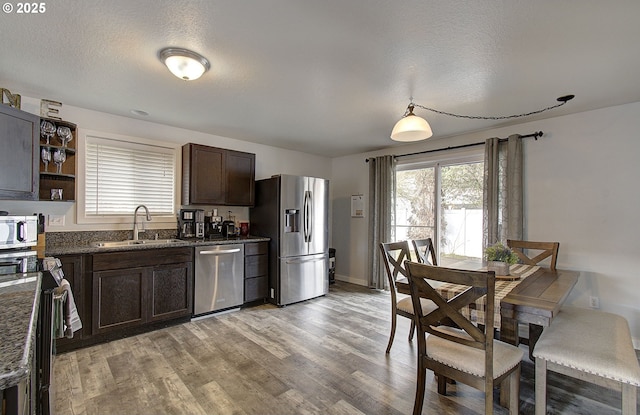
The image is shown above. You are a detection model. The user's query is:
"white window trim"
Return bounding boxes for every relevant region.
[394,145,485,261]
[76,129,181,226]
[396,145,484,171]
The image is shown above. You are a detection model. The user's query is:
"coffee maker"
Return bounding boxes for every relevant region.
[178,209,205,239]
[204,211,223,238]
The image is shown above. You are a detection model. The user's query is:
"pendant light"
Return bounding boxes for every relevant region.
[390,95,575,142]
[390,104,433,142]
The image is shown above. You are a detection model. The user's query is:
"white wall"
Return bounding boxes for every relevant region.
[4,95,639,344]
[1,96,332,231]
[330,101,640,346]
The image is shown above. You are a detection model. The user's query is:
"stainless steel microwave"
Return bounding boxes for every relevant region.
[0,215,38,249]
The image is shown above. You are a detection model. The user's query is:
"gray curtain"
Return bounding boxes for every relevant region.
[482,134,523,248]
[367,155,395,289]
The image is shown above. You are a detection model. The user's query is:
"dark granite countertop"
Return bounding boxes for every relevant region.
[0,272,41,390]
[46,235,270,256]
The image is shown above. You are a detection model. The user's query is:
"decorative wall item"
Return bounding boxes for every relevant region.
[40,99,62,120]
[1,88,21,108]
[351,194,364,218]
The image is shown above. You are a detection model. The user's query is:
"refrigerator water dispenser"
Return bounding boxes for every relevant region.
[284,209,299,233]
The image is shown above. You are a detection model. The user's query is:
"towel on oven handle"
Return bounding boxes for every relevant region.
[60,278,82,337]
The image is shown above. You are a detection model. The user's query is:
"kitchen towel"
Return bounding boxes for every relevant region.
[60,278,82,338]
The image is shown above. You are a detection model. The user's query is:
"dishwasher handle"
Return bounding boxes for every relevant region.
[199,248,242,255]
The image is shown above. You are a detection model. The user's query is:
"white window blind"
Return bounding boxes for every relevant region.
[85,136,176,216]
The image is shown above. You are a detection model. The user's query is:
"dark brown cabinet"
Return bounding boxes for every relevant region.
[182,143,255,206]
[225,149,256,206]
[91,247,193,335]
[55,254,85,351]
[0,105,39,200]
[244,242,268,303]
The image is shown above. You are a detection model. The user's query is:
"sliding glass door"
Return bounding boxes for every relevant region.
[395,152,484,267]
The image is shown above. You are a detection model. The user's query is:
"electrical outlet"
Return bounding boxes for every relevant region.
[47,214,65,226]
[589,296,600,309]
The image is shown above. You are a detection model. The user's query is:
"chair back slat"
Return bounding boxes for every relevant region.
[507,239,559,270]
[412,238,438,266]
[379,241,413,287]
[406,262,496,355]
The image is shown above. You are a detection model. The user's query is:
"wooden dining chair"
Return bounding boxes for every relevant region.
[506,240,560,271]
[379,241,437,354]
[506,239,560,349]
[412,238,438,266]
[406,261,523,415]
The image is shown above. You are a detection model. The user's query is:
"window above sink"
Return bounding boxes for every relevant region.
[76,129,180,226]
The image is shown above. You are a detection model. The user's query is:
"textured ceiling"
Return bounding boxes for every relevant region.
[2,1,640,157]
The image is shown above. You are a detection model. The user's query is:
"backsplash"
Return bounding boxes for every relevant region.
[46,229,179,249]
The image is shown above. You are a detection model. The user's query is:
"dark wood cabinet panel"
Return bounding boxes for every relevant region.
[92,267,148,335]
[92,247,192,271]
[226,150,255,206]
[245,254,268,278]
[244,276,268,303]
[244,239,268,256]
[244,242,268,303]
[182,143,255,206]
[150,262,193,322]
[182,143,225,205]
[0,105,39,200]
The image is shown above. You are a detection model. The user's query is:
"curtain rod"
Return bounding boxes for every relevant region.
[365,131,543,162]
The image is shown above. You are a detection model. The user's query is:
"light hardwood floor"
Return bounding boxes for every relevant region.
[53,281,639,415]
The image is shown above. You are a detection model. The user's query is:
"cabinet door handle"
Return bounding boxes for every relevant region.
[199,249,241,255]
[16,221,26,242]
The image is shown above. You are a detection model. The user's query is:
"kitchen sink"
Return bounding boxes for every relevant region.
[90,239,186,248]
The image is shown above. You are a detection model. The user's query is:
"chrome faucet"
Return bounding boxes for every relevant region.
[133,205,151,240]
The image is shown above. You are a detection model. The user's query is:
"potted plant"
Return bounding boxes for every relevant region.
[484,242,519,275]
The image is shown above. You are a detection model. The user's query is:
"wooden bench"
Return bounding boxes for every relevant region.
[533,306,640,415]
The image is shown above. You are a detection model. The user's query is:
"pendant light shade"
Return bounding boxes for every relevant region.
[159,47,210,81]
[390,104,433,142]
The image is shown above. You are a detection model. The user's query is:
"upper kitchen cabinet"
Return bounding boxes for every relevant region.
[182,143,255,206]
[0,104,39,200]
[225,149,255,206]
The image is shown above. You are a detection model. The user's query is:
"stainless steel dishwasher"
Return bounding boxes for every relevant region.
[194,244,244,316]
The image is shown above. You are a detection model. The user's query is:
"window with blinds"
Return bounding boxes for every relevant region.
[84,135,176,216]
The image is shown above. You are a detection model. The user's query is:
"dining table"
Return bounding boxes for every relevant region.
[395,262,580,351]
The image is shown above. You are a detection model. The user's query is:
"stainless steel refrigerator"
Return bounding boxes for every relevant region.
[250,175,329,306]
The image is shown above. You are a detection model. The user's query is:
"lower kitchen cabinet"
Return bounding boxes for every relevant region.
[244,242,268,303]
[150,262,193,322]
[54,254,85,351]
[91,247,193,335]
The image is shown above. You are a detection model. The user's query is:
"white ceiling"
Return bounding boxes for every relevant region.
[2,1,640,157]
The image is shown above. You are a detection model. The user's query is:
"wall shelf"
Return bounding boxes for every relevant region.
[39,117,77,201]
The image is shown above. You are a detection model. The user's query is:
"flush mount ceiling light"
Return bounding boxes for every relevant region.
[159,47,210,81]
[390,94,575,142]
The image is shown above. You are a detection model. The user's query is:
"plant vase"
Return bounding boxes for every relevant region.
[487,261,510,276]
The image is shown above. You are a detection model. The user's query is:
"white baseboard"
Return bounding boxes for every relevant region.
[335,274,367,287]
